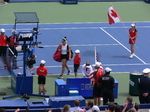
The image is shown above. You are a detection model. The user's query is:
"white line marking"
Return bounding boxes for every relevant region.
[1,21,150,25]
[41,44,120,47]
[4,26,150,31]
[1,63,149,74]
[100,27,147,64]
[15,63,150,69]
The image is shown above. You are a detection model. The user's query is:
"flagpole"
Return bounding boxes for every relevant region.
[94,46,96,64]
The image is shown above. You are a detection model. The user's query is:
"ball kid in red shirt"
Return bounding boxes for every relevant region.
[73,49,81,77]
[36,60,48,95]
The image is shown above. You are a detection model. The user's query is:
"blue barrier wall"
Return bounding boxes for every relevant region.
[55,78,119,98]
[11,69,33,94]
[8,0,143,3]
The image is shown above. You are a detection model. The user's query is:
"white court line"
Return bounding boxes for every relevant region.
[41,44,120,47]
[43,63,150,68]
[100,27,147,65]
[1,21,150,25]
[0,62,149,70]
[14,63,150,69]
[2,63,149,70]
[4,25,150,31]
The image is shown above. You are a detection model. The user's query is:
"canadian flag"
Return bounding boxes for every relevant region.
[108,6,121,24]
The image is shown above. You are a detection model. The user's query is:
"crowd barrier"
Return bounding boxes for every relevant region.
[8,0,143,3]
[11,68,33,94]
[1,98,150,112]
[55,77,119,98]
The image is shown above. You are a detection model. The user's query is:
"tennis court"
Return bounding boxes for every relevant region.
[0,0,150,107]
[1,22,150,75]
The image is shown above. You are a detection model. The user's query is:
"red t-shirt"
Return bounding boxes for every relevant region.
[74,55,81,64]
[36,66,48,76]
[0,35,7,46]
[129,29,137,43]
[8,36,19,47]
[94,68,104,83]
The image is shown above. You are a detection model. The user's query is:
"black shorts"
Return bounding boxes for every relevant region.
[61,54,68,60]
[93,83,102,97]
[0,46,7,56]
[28,64,33,69]
[38,76,46,84]
[74,64,79,72]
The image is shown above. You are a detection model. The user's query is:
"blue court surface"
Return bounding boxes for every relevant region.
[0,22,150,75]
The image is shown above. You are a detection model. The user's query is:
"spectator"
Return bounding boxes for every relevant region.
[105,102,115,112]
[0,108,6,112]
[115,104,122,112]
[98,67,116,105]
[58,36,72,79]
[70,100,84,111]
[62,104,71,112]
[82,61,93,77]
[133,103,139,112]
[85,101,100,112]
[7,30,19,69]
[128,23,138,59]
[138,68,150,104]
[127,108,136,112]
[0,28,8,69]
[73,49,81,77]
[14,108,20,112]
[92,62,104,106]
[36,60,48,95]
[122,97,133,112]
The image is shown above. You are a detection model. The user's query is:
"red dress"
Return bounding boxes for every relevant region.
[129,28,137,44]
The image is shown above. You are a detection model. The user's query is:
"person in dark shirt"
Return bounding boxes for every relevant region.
[138,68,150,104]
[98,67,116,105]
[122,97,133,112]
[105,102,115,112]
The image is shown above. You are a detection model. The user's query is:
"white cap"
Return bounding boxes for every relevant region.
[131,23,135,27]
[12,30,17,33]
[40,60,46,64]
[0,28,5,32]
[75,49,80,53]
[105,67,112,72]
[92,105,100,112]
[93,62,102,68]
[143,68,150,74]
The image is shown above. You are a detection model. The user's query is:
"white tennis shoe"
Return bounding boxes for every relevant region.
[130,53,135,59]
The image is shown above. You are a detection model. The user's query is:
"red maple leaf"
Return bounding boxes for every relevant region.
[111,10,118,18]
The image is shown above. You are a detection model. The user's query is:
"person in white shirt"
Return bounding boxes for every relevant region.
[69,100,84,111]
[82,61,93,77]
[58,36,72,79]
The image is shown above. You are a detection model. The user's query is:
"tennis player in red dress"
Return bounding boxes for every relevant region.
[128,23,138,59]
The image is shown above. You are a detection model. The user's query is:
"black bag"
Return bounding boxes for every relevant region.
[67,45,73,59]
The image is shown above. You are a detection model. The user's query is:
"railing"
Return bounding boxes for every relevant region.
[6,47,17,73]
